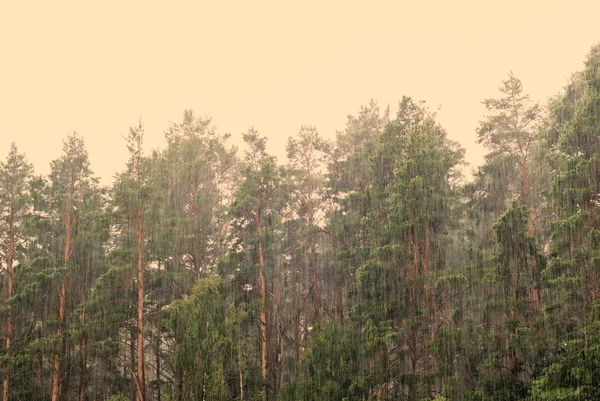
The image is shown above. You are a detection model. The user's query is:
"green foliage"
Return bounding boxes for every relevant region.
[280,324,367,401]
[105,393,131,401]
[532,327,600,400]
[4,44,600,400]
[167,275,261,400]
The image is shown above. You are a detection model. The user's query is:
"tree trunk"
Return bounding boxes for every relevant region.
[136,210,146,401]
[52,212,73,401]
[238,343,244,401]
[510,260,522,380]
[424,219,434,341]
[130,326,137,401]
[79,269,88,401]
[256,202,268,401]
[101,356,108,400]
[310,230,320,321]
[2,215,14,401]
[292,270,300,365]
[520,155,533,236]
[156,328,161,401]
[331,237,343,325]
[52,275,68,401]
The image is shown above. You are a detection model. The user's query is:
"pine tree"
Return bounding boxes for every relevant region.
[0,144,33,401]
[112,121,161,401]
[46,133,98,401]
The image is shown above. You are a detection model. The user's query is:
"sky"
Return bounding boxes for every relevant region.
[1,1,599,185]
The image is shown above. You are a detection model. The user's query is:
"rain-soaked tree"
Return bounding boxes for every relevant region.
[45,133,99,401]
[161,110,237,282]
[476,72,542,236]
[360,98,465,399]
[321,99,390,325]
[477,201,544,398]
[285,98,466,400]
[543,43,600,368]
[112,121,161,401]
[218,129,285,400]
[156,111,237,399]
[285,126,327,346]
[0,144,33,401]
[4,42,600,400]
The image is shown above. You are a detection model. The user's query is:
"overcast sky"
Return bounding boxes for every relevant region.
[1,1,598,185]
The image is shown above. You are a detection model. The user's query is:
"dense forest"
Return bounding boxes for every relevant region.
[1,43,600,401]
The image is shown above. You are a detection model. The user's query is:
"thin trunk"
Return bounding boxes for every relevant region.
[52,275,68,401]
[238,342,244,401]
[52,213,73,401]
[331,237,343,325]
[79,270,88,401]
[521,156,533,236]
[101,356,108,400]
[172,319,183,401]
[38,353,44,394]
[2,215,14,401]
[408,318,417,401]
[130,327,137,401]
[424,219,434,341]
[256,201,268,401]
[424,219,440,394]
[155,263,161,401]
[194,250,201,280]
[156,329,161,401]
[277,319,284,393]
[518,145,543,313]
[409,227,419,401]
[136,210,146,401]
[292,270,300,365]
[510,260,521,380]
[310,230,319,320]
[273,280,284,393]
[38,305,45,392]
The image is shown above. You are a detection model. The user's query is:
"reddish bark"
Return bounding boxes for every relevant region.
[256,199,268,400]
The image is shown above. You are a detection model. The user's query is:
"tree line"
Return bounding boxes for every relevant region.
[1,43,600,400]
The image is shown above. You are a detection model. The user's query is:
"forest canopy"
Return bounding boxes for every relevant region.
[1,44,600,401]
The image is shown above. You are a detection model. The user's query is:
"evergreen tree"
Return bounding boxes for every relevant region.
[112,121,161,401]
[0,144,33,401]
[45,133,99,401]
[544,43,600,365]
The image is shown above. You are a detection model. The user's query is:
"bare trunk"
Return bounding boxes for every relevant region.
[424,220,434,341]
[136,211,146,401]
[277,318,284,393]
[38,353,44,394]
[156,329,161,401]
[2,215,14,401]
[521,156,533,236]
[130,326,137,401]
[310,230,320,320]
[79,269,88,401]
[238,343,244,401]
[292,270,300,365]
[52,212,73,401]
[101,357,108,400]
[256,202,268,401]
[194,250,201,280]
[510,261,521,380]
[52,274,68,401]
[424,220,440,394]
[331,237,343,325]
[272,279,284,393]
[409,227,420,401]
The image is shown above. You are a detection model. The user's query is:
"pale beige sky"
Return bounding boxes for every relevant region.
[1,1,598,184]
